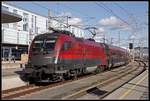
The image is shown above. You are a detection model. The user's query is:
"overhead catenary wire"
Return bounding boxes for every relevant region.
[34,2,105,33]
[56,3,99,28]
[56,3,96,20]
[31,2,60,15]
[31,2,85,30]
[95,2,131,27]
[113,3,148,48]
[113,3,139,33]
[95,2,143,48]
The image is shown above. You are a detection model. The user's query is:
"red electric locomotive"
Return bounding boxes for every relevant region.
[23,29,130,83]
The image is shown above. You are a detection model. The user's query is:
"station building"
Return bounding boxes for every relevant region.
[1,2,85,61]
[134,47,149,60]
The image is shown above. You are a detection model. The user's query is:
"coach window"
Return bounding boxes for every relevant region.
[61,41,72,51]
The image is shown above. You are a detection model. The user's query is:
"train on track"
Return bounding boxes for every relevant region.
[22,28,130,83]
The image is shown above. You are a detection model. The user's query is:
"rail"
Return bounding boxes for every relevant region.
[2,60,146,100]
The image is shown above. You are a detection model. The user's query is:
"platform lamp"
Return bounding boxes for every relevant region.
[15,46,18,50]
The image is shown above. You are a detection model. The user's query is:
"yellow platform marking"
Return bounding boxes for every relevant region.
[118,74,147,99]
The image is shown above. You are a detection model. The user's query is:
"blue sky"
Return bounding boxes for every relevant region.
[6,1,148,48]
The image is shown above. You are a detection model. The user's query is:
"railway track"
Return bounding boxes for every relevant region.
[2,71,95,99]
[98,60,147,100]
[2,61,145,100]
[61,60,146,100]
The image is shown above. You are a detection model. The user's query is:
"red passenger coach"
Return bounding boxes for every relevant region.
[108,45,130,67]
[23,29,130,83]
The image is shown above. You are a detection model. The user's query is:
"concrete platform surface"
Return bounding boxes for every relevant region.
[2,61,22,69]
[2,67,23,77]
[2,75,27,90]
[104,70,149,100]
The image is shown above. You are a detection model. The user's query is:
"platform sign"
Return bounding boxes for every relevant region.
[21,53,28,64]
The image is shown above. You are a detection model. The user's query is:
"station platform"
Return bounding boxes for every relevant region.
[103,70,149,100]
[2,61,22,69]
[2,61,22,64]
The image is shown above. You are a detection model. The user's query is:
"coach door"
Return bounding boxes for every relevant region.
[103,43,111,67]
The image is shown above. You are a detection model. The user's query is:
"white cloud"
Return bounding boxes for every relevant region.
[99,16,120,26]
[98,16,130,31]
[57,11,84,28]
[58,11,72,17]
[68,17,84,27]
[97,27,106,33]
[130,34,136,39]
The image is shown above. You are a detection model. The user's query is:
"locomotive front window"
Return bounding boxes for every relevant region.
[32,38,56,54]
[34,41,43,48]
[44,40,56,53]
[32,40,44,52]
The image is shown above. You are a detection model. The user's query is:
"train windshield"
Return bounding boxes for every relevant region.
[32,38,57,54]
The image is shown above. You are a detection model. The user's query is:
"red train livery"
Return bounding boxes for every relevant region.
[23,30,130,83]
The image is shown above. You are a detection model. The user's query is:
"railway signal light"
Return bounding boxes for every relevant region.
[129,43,133,49]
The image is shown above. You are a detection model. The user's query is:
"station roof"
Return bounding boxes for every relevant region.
[1,10,22,23]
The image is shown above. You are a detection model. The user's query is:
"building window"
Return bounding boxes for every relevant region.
[23,13,28,22]
[31,15,34,32]
[23,23,28,31]
[36,27,39,34]
[35,16,37,33]
[46,20,48,30]
[23,13,29,31]
[13,9,18,29]
[2,29,4,43]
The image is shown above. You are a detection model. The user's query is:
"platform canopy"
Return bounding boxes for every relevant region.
[1,10,22,23]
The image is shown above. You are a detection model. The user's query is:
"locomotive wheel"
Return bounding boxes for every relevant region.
[64,72,72,80]
[60,74,65,81]
[71,73,77,80]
